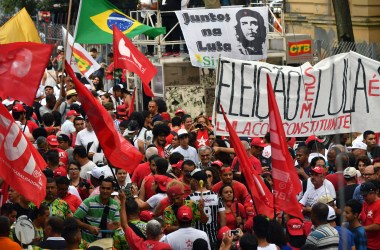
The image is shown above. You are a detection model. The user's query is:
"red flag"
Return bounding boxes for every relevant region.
[65,62,143,173]
[0,42,53,106]
[266,74,304,220]
[113,26,156,97]
[220,105,274,218]
[0,104,46,206]
[128,87,136,118]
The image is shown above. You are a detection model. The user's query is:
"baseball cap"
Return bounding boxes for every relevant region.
[154,175,171,192]
[177,205,193,222]
[88,166,113,180]
[177,129,188,138]
[318,194,335,204]
[166,185,183,197]
[116,105,127,116]
[348,141,367,151]
[58,72,66,77]
[211,160,223,167]
[171,160,183,169]
[44,83,54,89]
[251,138,267,148]
[2,99,13,106]
[343,167,357,178]
[57,45,64,51]
[327,205,336,221]
[139,210,154,222]
[217,226,231,241]
[123,120,139,136]
[305,135,323,145]
[311,166,325,174]
[57,134,70,142]
[175,108,185,115]
[66,110,79,117]
[66,89,77,97]
[46,135,59,146]
[190,169,208,182]
[12,104,26,112]
[286,218,304,236]
[360,182,377,195]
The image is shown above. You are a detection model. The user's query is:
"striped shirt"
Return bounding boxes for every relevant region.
[186,190,225,247]
[306,224,339,249]
[74,195,120,243]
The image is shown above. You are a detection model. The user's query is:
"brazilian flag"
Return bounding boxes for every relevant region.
[74,0,166,44]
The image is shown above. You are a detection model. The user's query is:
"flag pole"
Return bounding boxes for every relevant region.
[61,0,73,76]
[108,162,122,191]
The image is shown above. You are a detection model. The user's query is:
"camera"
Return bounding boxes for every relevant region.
[229,229,239,236]
[195,123,203,129]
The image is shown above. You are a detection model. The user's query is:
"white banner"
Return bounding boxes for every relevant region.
[213,51,380,137]
[175,7,268,68]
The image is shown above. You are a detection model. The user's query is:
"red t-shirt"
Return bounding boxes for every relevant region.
[212,181,251,207]
[326,172,346,191]
[62,193,82,213]
[131,162,151,187]
[124,224,172,250]
[143,175,155,200]
[106,62,114,80]
[54,148,69,166]
[26,120,39,133]
[194,129,210,149]
[224,202,246,230]
[360,198,380,249]
[231,155,263,175]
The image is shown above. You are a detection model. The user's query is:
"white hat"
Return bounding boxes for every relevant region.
[343,167,357,178]
[348,141,367,151]
[57,45,64,51]
[177,128,188,138]
[318,194,335,204]
[2,99,13,106]
[327,205,336,221]
[87,166,113,180]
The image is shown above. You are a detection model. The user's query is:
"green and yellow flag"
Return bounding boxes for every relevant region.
[74,0,165,44]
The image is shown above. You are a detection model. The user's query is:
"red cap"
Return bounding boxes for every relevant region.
[171,160,183,169]
[286,218,304,236]
[211,160,223,167]
[250,138,267,148]
[116,105,127,116]
[53,166,67,177]
[47,135,59,146]
[161,112,171,121]
[167,185,183,197]
[12,104,25,112]
[66,110,79,117]
[177,205,192,222]
[139,210,154,222]
[154,175,171,192]
[217,226,231,241]
[305,135,323,145]
[174,108,185,115]
[311,166,325,174]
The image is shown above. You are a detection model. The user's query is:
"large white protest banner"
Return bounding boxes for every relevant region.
[213,51,380,137]
[175,7,268,68]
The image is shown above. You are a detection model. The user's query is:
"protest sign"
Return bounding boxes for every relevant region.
[213,51,380,137]
[175,7,268,68]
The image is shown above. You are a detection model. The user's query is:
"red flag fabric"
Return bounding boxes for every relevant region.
[65,62,143,173]
[266,74,304,220]
[128,87,136,118]
[0,42,53,106]
[220,105,274,219]
[113,26,156,97]
[0,104,46,206]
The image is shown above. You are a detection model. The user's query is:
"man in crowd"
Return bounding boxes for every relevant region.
[61,110,80,134]
[172,129,199,164]
[197,146,213,169]
[73,145,97,179]
[56,176,82,213]
[295,146,311,181]
[75,117,97,151]
[148,100,162,124]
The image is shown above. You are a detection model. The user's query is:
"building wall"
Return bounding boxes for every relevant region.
[285,0,380,44]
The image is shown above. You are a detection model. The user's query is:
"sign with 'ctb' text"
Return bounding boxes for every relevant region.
[214,51,380,137]
[175,7,268,68]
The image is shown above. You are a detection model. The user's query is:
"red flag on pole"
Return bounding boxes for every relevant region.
[128,87,136,118]
[220,105,274,219]
[65,62,144,173]
[0,42,53,106]
[0,104,47,207]
[113,26,156,97]
[266,74,304,220]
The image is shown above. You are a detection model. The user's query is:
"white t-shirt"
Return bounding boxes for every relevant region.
[68,186,82,201]
[162,227,211,250]
[75,128,97,150]
[300,184,332,208]
[305,178,336,198]
[172,146,199,164]
[146,193,167,211]
[258,244,278,250]
[80,161,97,179]
[61,120,75,134]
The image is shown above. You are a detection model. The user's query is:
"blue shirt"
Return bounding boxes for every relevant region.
[344,223,367,250]
[352,184,364,204]
[335,226,355,250]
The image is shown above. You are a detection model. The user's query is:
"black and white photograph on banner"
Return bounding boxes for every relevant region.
[175,7,268,68]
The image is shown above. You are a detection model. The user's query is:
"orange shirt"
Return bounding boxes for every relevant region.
[0,237,22,250]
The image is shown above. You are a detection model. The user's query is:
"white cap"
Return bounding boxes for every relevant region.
[2,99,13,106]
[343,167,357,178]
[57,45,64,51]
[177,128,188,138]
[327,205,336,221]
[348,141,367,151]
[87,166,113,180]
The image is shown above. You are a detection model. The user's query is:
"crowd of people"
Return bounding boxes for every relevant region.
[1,50,380,250]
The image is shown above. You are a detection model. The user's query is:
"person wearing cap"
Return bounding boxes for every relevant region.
[353,165,379,204]
[197,145,213,169]
[172,128,199,164]
[47,135,69,167]
[286,217,306,248]
[118,192,172,250]
[57,133,74,163]
[344,199,367,250]
[74,177,120,243]
[162,205,211,249]
[61,109,80,134]
[174,108,185,118]
[11,103,31,134]
[58,89,78,123]
[326,205,355,250]
[300,166,332,217]
[250,138,268,174]
[45,148,68,177]
[335,167,359,209]
[359,180,380,249]
[349,141,368,160]
[306,202,339,248]
[186,169,226,249]
[168,153,184,179]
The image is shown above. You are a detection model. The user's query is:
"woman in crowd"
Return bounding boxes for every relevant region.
[355,155,371,184]
[219,184,246,231]
[68,162,91,200]
[205,166,220,189]
[100,93,112,106]
[91,76,104,91]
